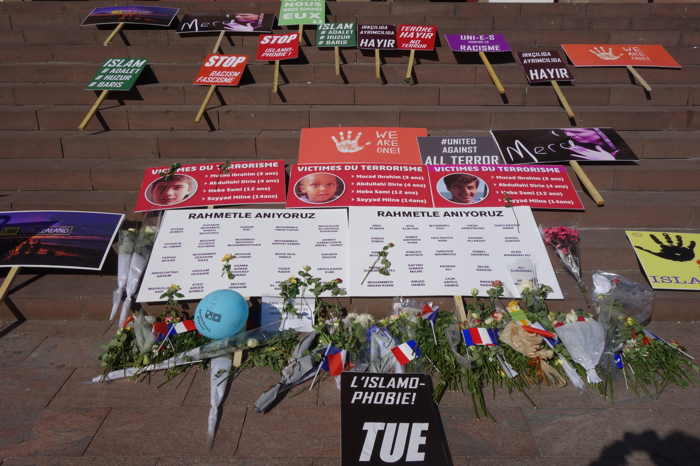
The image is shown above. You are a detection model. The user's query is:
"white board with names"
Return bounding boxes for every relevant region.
[348,206,563,299]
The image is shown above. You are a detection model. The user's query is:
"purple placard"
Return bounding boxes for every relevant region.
[444,34,511,53]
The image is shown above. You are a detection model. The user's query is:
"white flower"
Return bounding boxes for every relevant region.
[565,310,578,324]
[356,313,375,327]
[484,317,494,325]
[518,279,534,291]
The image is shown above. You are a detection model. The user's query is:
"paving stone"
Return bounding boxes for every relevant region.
[2,457,157,466]
[0,367,72,410]
[157,458,312,466]
[20,333,112,370]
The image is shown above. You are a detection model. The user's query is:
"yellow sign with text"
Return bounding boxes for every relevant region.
[626,230,700,290]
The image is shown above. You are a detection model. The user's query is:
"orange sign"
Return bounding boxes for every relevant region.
[561,44,681,68]
[193,54,248,86]
[298,127,427,164]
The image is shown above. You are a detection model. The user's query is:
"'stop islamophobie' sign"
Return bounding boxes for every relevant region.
[317,23,357,48]
[86,58,148,91]
[82,5,179,27]
[298,127,427,164]
[278,0,325,26]
[561,44,681,69]
[491,128,639,164]
[444,33,511,53]
[0,210,124,270]
[396,25,437,51]
[177,13,274,34]
[134,160,286,212]
[341,373,451,466]
[626,231,700,291]
[518,49,574,84]
[358,24,397,50]
[418,136,504,165]
[193,54,248,86]
[256,32,300,61]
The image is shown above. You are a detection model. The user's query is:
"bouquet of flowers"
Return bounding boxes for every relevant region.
[542,226,583,286]
[553,310,605,384]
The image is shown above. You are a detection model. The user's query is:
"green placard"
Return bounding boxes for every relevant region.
[278,0,325,26]
[316,22,356,48]
[86,58,148,91]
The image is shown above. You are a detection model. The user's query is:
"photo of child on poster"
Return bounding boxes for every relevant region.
[491,127,638,164]
[145,175,198,207]
[437,173,489,205]
[294,172,345,204]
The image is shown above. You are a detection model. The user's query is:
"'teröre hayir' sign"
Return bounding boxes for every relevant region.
[396,25,437,51]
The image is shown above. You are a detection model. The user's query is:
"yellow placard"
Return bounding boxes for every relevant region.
[626,230,700,290]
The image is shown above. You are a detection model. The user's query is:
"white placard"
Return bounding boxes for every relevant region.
[136,208,349,302]
[347,206,563,299]
[260,296,315,332]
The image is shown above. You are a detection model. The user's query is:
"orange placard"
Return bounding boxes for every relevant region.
[193,54,248,86]
[298,127,427,164]
[561,44,681,68]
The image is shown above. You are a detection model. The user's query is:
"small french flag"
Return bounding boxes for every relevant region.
[391,340,422,366]
[321,346,347,376]
[528,322,558,347]
[419,304,439,323]
[169,319,196,335]
[463,328,499,346]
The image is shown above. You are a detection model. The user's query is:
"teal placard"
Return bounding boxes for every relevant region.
[86,58,148,91]
[278,0,325,26]
[316,22,356,48]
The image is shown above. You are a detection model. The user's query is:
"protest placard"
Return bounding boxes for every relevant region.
[256,32,300,92]
[427,164,583,210]
[444,33,511,95]
[192,54,249,122]
[0,211,123,270]
[286,163,433,208]
[626,231,700,291]
[518,50,574,84]
[397,25,437,82]
[359,24,397,81]
[82,6,179,46]
[348,206,563,298]
[418,136,503,165]
[178,13,274,34]
[134,160,286,212]
[278,0,325,26]
[298,127,427,164]
[136,208,349,302]
[317,23,357,75]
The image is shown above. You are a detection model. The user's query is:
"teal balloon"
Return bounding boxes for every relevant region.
[194,289,248,340]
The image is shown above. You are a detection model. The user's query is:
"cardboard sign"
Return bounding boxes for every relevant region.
[178,13,274,34]
[348,206,563,298]
[626,231,700,291]
[137,208,349,302]
[298,127,427,164]
[358,24,396,50]
[85,58,147,91]
[518,50,573,84]
[418,136,503,165]
[193,54,248,86]
[341,373,451,465]
[561,44,681,69]
[286,163,433,208]
[256,33,300,61]
[278,0,325,26]
[397,25,437,51]
[317,22,357,48]
[133,160,286,212]
[428,164,583,210]
[82,5,178,27]
[444,33,511,53]
[491,128,639,164]
[0,211,123,270]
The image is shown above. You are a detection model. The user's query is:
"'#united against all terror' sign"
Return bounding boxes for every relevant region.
[341,373,451,465]
[86,58,148,91]
[518,49,574,84]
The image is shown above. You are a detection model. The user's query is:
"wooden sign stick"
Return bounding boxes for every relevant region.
[298,24,304,45]
[78,89,109,130]
[453,296,467,324]
[334,46,341,76]
[626,65,652,92]
[0,266,19,303]
[479,51,505,95]
[374,49,381,81]
[272,60,281,93]
[550,80,575,120]
[569,160,605,206]
[212,30,226,54]
[404,49,416,81]
[195,85,217,123]
[103,22,125,47]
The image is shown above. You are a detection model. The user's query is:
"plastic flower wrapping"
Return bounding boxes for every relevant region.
[542,226,583,285]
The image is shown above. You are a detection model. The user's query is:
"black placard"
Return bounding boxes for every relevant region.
[418,136,504,165]
[518,49,574,84]
[358,24,397,50]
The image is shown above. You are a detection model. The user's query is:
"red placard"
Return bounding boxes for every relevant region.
[287,163,433,208]
[193,54,248,86]
[427,164,583,210]
[298,127,427,165]
[256,32,299,61]
[134,160,286,212]
[561,44,681,68]
[397,25,437,51]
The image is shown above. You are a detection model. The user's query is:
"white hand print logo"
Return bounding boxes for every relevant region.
[589,46,623,61]
[331,130,371,153]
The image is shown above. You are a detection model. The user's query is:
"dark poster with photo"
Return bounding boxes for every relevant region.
[491,128,639,164]
[418,136,504,165]
[178,13,274,34]
[82,6,179,27]
[0,211,124,270]
[341,373,451,466]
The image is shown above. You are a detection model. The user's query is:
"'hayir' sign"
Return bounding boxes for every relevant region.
[358,24,396,50]
[518,49,574,84]
[341,373,451,465]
